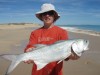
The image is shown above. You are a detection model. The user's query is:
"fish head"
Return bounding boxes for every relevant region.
[72,39,89,57]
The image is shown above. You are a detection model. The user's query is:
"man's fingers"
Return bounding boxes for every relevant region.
[24,60,34,64]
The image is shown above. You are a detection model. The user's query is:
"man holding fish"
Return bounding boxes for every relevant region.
[24,3,80,75]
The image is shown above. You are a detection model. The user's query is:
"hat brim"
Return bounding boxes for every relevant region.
[36,10,60,21]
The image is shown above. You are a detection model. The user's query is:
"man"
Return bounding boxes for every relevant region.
[24,3,79,75]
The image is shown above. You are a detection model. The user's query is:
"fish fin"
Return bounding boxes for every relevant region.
[57,60,63,64]
[34,44,47,48]
[0,54,18,61]
[34,61,47,70]
[7,58,21,74]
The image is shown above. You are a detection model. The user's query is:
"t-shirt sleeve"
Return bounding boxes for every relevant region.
[24,31,38,52]
[59,30,68,40]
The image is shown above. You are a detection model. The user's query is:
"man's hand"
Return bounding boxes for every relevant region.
[64,58,70,61]
[65,53,79,61]
[69,47,80,60]
[24,47,34,64]
[69,53,80,60]
[68,46,80,60]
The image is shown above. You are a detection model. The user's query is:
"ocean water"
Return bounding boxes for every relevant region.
[58,25,100,32]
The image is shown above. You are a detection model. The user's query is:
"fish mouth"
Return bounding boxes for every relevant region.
[76,39,89,51]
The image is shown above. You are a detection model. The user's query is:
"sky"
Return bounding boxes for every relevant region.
[0,0,100,25]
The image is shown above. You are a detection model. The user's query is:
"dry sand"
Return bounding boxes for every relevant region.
[0,24,100,75]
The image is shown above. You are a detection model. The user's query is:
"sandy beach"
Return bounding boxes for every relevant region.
[0,24,100,75]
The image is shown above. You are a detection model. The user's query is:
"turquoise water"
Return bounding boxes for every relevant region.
[58,25,100,32]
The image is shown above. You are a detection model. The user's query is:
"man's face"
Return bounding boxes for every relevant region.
[41,11,55,25]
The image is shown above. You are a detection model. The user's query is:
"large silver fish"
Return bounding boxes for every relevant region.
[1,39,89,75]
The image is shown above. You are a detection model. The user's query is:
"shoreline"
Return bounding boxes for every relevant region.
[0,24,100,37]
[61,26,100,37]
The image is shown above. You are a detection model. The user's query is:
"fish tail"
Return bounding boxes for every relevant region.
[0,54,19,75]
[0,54,18,61]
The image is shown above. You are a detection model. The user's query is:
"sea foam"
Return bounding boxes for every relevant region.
[61,27,100,37]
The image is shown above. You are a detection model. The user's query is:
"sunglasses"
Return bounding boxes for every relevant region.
[41,11,54,16]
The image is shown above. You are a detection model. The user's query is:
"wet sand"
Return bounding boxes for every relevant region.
[0,24,100,75]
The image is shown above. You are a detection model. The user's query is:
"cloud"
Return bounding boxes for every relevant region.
[58,5,100,18]
[0,0,16,3]
[0,12,34,17]
[94,14,100,18]
[59,10,100,19]
[0,7,11,10]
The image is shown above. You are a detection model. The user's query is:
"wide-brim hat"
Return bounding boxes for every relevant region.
[36,3,60,21]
